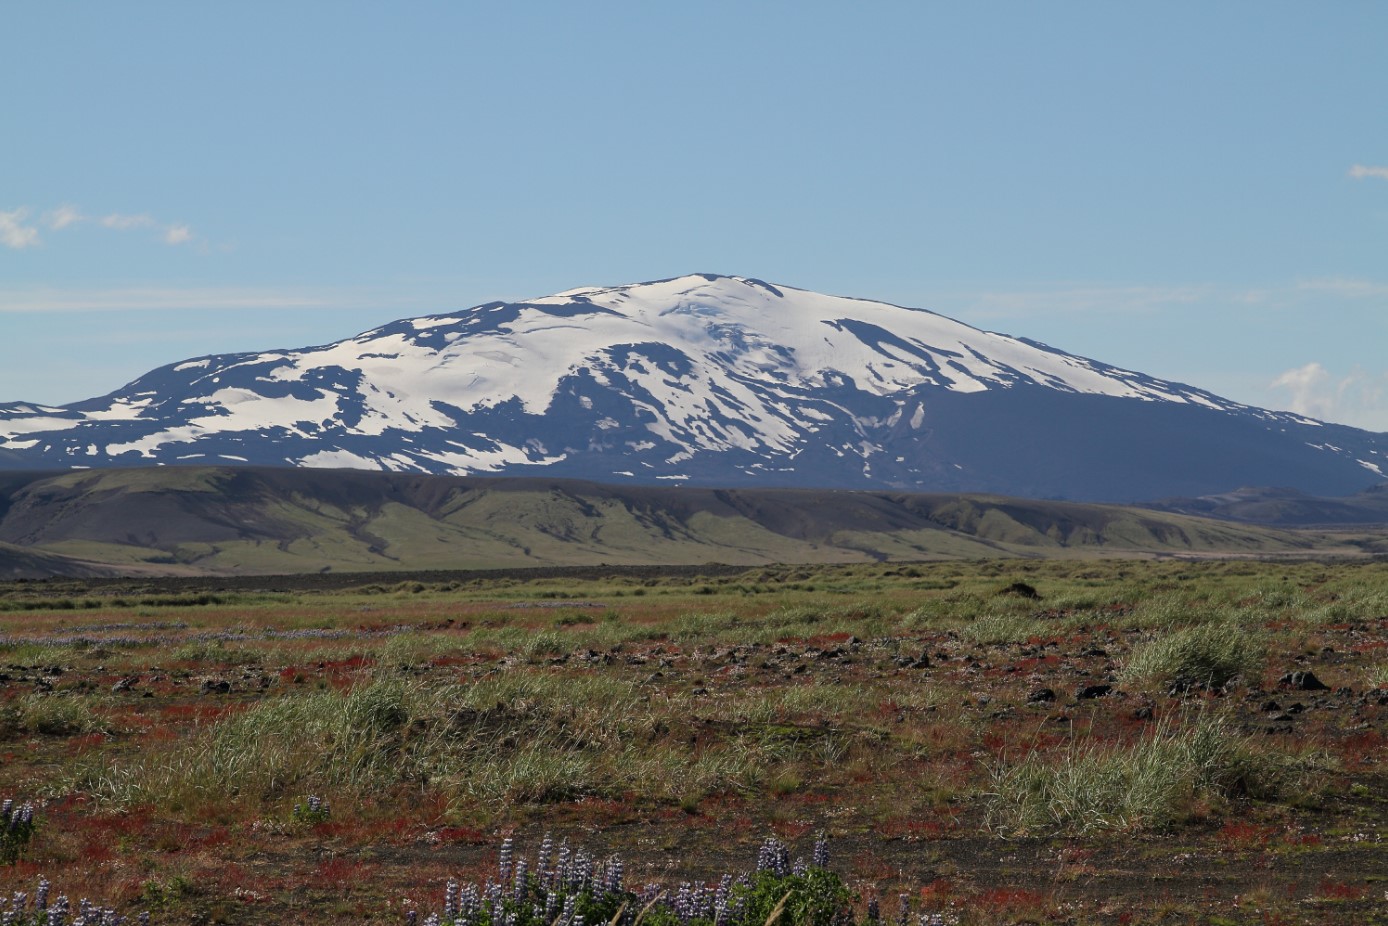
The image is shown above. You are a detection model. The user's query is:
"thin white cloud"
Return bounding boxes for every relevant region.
[0,286,332,313]
[0,283,465,317]
[919,277,1388,322]
[0,208,41,249]
[922,282,1243,320]
[7,204,195,247]
[1295,277,1388,299]
[1349,164,1388,181]
[98,212,156,231]
[1271,362,1388,432]
[44,205,83,230]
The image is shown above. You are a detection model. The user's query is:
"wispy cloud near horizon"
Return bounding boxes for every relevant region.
[1,204,197,248]
[1349,164,1388,181]
[0,285,333,314]
[1271,362,1388,433]
[0,209,41,249]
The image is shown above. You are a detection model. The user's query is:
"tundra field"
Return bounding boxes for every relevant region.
[0,559,1385,925]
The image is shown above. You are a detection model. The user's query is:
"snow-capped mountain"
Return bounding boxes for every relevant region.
[2,273,1385,502]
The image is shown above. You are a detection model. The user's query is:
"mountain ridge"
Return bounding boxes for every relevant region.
[2,274,1385,502]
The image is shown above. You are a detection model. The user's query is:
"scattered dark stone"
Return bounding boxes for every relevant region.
[1027,687,1056,703]
[1132,706,1154,721]
[199,679,231,695]
[1269,713,1294,723]
[111,677,137,693]
[1076,684,1113,700]
[999,581,1041,600]
[1287,702,1305,714]
[1081,647,1108,657]
[1261,700,1282,713]
[691,687,708,697]
[1335,687,1354,697]
[45,666,63,676]
[1279,671,1330,691]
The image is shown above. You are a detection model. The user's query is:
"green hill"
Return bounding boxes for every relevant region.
[0,467,1372,576]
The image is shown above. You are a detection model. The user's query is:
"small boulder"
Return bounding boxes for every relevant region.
[1076,684,1113,700]
[998,581,1041,600]
[1027,687,1056,703]
[1279,671,1330,692]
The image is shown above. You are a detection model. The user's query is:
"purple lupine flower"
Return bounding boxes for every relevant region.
[456,884,479,926]
[757,838,790,877]
[536,834,553,884]
[443,879,459,920]
[36,878,50,911]
[423,914,441,926]
[512,856,527,902]
[600,855,623,895]
[556,842,571,889]
[406,910,417,926]
[498,836,514,884]
[813,834,829,870]
[570,849,592,891]
[867,897,880,922]
[673,882,691,924]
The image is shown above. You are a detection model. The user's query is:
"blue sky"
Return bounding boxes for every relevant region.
[4,1,1387,429]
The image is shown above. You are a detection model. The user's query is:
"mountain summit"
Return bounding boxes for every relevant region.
[2,273,1384,501]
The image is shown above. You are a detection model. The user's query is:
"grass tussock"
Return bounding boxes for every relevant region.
[3,693,114,737]
[1120,622,1266,691]
[986,713,1296,834]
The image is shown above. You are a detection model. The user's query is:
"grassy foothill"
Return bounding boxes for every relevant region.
[0,558,1385,924]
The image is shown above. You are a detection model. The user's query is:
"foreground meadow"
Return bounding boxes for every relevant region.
[0,559,1385,924]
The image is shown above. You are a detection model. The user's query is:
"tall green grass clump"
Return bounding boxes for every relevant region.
[1120,622,1266,691]
[987,714,1290,834]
